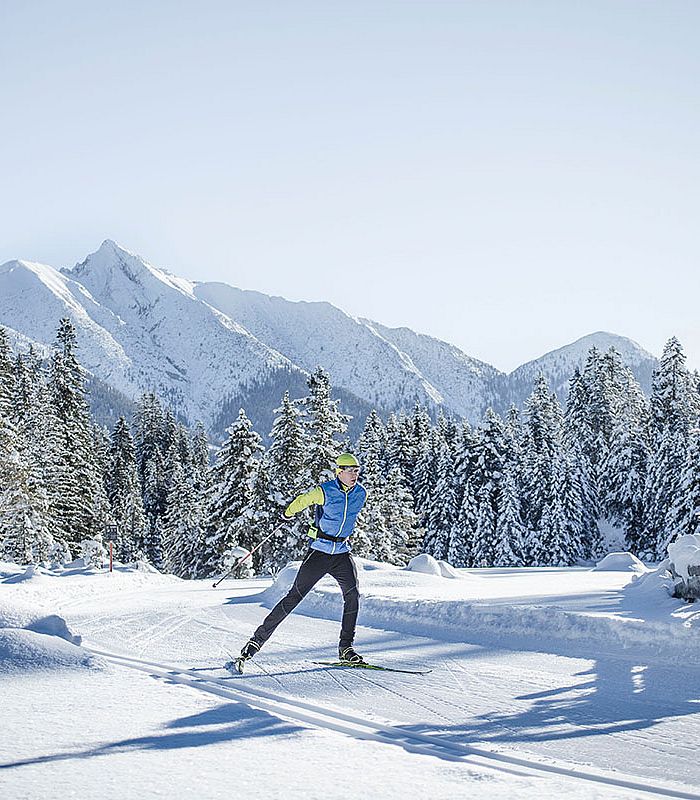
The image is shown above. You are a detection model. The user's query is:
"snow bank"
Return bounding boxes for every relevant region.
[667,534,700,580]
[0,596,81,644]
[593,552,647,573]
[261,558,698,665]
[0,595,99,673]
[405,553,462,579]
[0,628,95,673]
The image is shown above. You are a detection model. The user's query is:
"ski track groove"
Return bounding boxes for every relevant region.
[87,646,700,800]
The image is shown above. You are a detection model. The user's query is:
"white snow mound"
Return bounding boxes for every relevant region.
[667,534,700,580]
[593,552,647,573]
[0,629,97,673]
[0,597,81,645]
[405,553,462,579]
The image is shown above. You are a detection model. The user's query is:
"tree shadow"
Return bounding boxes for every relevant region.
[0,702,302,771]
[401,653,700,748]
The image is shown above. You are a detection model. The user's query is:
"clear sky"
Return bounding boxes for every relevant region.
[1,1,698,372]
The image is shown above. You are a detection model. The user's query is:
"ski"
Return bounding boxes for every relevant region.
[312,660,432,675]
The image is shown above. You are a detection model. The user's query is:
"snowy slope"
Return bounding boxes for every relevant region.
[507,331,658,408]
[0,258,135,388]
[362,319,506,419]
[194,282,451,414]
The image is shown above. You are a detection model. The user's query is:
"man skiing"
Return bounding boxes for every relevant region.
[236,453,367,669]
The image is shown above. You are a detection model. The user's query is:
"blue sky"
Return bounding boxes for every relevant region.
[1,1,698,371]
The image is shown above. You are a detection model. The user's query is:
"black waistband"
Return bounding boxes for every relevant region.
[316,531,348,543]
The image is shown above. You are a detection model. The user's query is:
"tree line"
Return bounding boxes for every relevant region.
[1,319,699,576]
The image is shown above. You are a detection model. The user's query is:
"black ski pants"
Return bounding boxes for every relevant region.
[253,548,359,649]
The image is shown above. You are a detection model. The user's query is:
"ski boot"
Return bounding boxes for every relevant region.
[225,638,261,674]
[339,645,365,664]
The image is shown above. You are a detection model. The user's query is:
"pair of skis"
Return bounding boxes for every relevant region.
[224,657,431,676]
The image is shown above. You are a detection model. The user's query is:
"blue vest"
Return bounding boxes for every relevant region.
[311,479,367,554]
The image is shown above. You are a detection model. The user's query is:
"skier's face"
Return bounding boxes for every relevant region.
[338,466,360,487]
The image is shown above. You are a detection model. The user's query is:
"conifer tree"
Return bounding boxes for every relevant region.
[45,319,110,549]
[646,338,699,557]
[298,367,349,483]
[262,391,310,570]
[106,417,147,563]
[521,374,562,535]
[423,438,457,560]
[665,429,700,540]
[163,459,207,578]
[494,466,525,566]
[472,484,497,567]
[448,476,478,567]
[205,409,264,575]
[382,466,419,563]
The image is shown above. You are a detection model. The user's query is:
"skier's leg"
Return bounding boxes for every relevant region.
[251,549,329,647]
[328,552,360,650]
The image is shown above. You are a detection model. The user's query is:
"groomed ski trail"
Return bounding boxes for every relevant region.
[87,646,700,800]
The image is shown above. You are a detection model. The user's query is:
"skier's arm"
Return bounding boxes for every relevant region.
[284,486,324,517]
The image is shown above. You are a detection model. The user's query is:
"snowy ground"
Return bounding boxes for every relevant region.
[1,555,699,800]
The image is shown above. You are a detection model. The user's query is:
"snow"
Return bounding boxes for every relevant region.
[593,552,647,573]
[2,556,699,799]
[668,533,700,580]
[406,552,464,578]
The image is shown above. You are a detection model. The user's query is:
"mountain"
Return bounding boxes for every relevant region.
[506,332,658,409]
[0,240,661,437]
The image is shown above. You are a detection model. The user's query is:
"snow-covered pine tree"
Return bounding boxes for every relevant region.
[205,408,264,576]
[599,383,650,556]
[191,421,211,492]
[494,465,525,566]
[410,403,432,456]
[261,391,311,571]
[423,437,458,560]
[538,453,585,566]
[452,420,477,513]
[447,476,478,567]
[645,337,700,558]
[412,430,438,527]
[379,465,419,564]
[106,417,147,563]
[0,331,53,564]
[297,367,349,483]
[521,374,562,540]
[665,428,700,540]
[472,484,497,567]
[162,458,207,578]
[0,414,53,564]
[354,410,391,560]
[385,412,414,479]
[469,409,508,567]
[0,328,13,417]
[45,319,110,550]
[133,393,168,567]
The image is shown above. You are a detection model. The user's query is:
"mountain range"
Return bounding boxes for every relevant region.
[0,240,659,440]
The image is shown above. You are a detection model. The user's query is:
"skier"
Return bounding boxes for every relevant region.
[237,453,367,668]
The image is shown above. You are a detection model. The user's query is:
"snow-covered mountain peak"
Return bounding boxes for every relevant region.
[0,258,86,314]
[66,240,197,302]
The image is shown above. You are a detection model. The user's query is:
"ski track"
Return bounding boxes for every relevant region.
[86,646,700,800]
[61,586,700,794]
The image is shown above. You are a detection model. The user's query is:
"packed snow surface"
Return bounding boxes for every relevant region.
[1,556,699,800]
